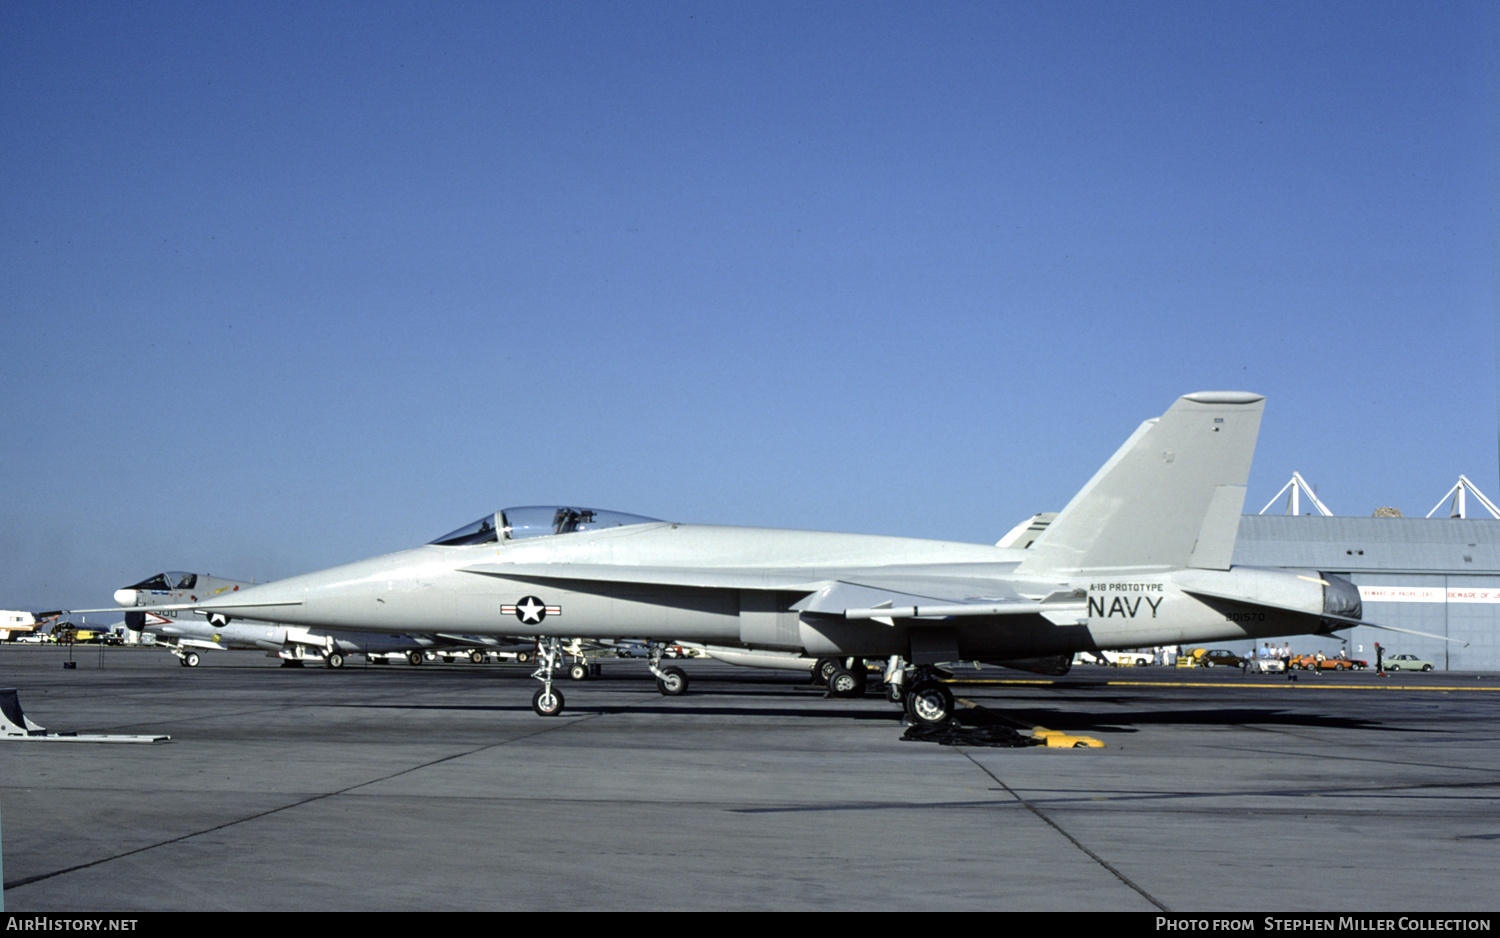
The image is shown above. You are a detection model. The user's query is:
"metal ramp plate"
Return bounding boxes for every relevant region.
[0,688,169,743]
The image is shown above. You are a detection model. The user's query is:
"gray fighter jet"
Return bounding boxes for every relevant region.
[92,393,1374,722]
[114,571,534,667]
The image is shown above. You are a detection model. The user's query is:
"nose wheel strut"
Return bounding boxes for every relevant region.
[530,637,566,716]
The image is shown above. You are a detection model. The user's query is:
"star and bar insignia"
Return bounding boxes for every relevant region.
[501,596,561,624]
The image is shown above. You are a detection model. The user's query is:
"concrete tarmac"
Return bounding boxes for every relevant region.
[2,645,1497,912]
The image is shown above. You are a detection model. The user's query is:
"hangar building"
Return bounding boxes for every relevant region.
[1232,494,1500,671]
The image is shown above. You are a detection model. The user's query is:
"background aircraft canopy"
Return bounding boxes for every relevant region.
[429,507,663,546]
[125,572,198,591]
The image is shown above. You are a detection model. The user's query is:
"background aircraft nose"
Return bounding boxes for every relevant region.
[113,589,138,606]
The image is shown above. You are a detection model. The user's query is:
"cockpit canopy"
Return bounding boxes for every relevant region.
[429,506,663,546]
[125,572,198,591]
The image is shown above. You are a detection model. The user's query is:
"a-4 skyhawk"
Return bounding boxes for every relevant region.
[94,392,1377,722]
[111,570,538,668]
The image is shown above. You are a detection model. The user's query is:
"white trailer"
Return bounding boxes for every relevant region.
[0,610,38,642]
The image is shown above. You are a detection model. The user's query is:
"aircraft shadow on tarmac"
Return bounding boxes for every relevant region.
[973,705,1397,734]
[333,699,909,721]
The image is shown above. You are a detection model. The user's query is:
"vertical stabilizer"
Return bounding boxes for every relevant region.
[1015,392,1264,576]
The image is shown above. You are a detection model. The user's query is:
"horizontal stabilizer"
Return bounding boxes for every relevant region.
[1181,588,1378,629]
[1345,621,1469,646]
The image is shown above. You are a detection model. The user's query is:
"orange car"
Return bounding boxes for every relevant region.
[1290,653,1367,671]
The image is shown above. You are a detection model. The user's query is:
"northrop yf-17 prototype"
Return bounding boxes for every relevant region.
[88,393,1377,722]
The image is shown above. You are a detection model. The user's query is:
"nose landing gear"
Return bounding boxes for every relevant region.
[530,637,567,716]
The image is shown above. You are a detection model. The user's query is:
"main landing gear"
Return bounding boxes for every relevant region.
[814,657,869,698]
[812,656,954,723]
[904,678,955,725]
[878,657,955,725]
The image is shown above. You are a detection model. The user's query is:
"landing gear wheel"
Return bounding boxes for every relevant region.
[885,682,905,704]
[827,668,864,698]
[906,681,954,725]
[568,662,589,681]
[406,650,424,666]
[656,665,688,696]
[470,650,485,664]
[326,652,344,670]
[814,657,840,685]
[183,652,199,668]
[516,651,531,664]
[532,687,564,716]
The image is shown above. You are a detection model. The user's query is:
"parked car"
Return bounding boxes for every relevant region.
[1383,654,1434,672]
[1291,653,1367,671]
[1075,650,1153,667]
[1200,649,1248,668]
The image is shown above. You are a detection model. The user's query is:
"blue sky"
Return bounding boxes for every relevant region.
[3,1,1495,612]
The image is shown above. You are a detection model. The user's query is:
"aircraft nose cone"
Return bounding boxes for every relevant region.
[114,589,139,607]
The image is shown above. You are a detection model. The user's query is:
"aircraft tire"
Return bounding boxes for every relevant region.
[183,653,199,668]
[532,687,564,717]
[813,657,839,686]
[885,682,904,704]
[568,662,589,681]
[406,650,423,666]
[907,681,953,725]
[656,665,688,696]
[827,668,862,698]
[326,653,344,670]
[470,650,485,664]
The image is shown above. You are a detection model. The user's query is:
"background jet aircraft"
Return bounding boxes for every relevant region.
[113,571,535,667]
[97,393,1380,723]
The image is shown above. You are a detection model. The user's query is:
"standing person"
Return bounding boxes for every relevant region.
[1375,642,1385,673]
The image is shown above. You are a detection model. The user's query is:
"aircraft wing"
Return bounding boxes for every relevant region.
[460,563,1084,624]
[61,599,302,615]
[458,562,830,592]
[800,579,1085,623]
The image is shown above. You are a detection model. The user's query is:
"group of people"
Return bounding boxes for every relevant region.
[1247,642,1295,671]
